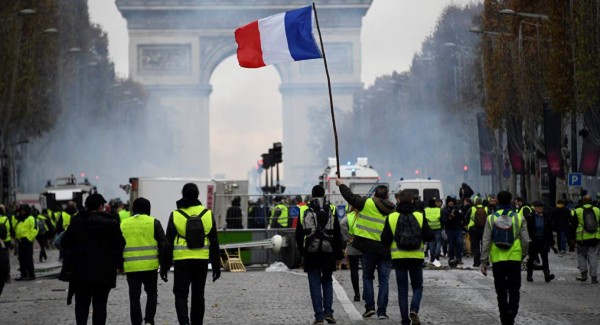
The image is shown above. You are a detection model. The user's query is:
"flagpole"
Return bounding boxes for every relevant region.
[312,2,341,178]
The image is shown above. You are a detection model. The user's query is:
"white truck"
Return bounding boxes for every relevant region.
[320,157,387,206]
[394,178,445,204]
[125,177,249,229]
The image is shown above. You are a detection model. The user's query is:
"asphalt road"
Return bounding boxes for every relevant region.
[0,248,598,324]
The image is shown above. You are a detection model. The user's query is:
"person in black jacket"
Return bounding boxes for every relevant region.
[60,193,126,325]
[295,185,344,325]
[548,199,572,254]
[525,201,556,282]
[381,190,434,325]
[441,197,464,266]
[161,183,221,325]
[225,196,243,229]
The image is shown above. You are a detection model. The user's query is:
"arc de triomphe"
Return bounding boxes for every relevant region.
[117,0,372,192]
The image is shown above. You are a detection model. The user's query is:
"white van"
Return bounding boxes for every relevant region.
[395,178,444,203]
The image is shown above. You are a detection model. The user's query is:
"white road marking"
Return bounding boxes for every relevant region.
[290,271,363,321]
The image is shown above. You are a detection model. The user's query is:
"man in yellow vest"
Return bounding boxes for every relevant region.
[481,191,530,325]
[14,205,38,281]
[0,204,13,296]
[424,199,442,264]
[121,197,167,325]
[336,178,395,319]
[466,198,489,267]
[574,195,600,283]
[56,201,77,234]
[162,183,221,325]
[381,190,433,325]
[269,196,289,228]
[118,201,132,223]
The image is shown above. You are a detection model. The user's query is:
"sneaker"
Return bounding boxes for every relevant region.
[362,309,376,318]
[354,293,361,302]
[313,321,325,325]
[409,311,420,325]
[378,314,389,320]
[324,315,337,324]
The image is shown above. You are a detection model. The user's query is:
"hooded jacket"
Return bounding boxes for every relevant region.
[338,184,395,256]
[60,210,125,288]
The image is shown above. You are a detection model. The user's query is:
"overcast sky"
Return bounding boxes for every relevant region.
[88,0,480,180]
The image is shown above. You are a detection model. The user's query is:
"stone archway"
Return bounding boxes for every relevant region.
[117,0,371,191]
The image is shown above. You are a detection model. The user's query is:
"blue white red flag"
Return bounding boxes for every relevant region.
[234,5,323,68]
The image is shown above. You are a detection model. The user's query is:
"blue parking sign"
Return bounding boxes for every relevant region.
[568,173,582,187]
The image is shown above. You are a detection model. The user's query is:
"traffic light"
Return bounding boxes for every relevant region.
[261,152,273,169]
[272,142,283,164]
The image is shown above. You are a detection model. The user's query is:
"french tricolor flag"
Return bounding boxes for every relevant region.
[235,5,323,68]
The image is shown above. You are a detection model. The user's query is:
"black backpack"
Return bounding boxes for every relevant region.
[582,207,598,233]
[303,199,334,253]
[177,209,209,249]
[394,213,422,250]
[0,218,8,241]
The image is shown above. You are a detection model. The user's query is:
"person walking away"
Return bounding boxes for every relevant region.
[424,199,442,264]
[269,196,289,229]
[121,197,167,325]
[56,201,78,234]
[381,190,434,325]
[225,196,243,229]
[335,178,395,319]
[574,195,600,283]
[60,194,125,325]
[162,183,221,325]
[525,201,556,282]
[481,191,530,325]
[295,185,344,324]
[0,204,13,296]
[467,198,488,267]
[36,208,54,262]
[441,197,464,266]
[14,205,38,281]
[340,204,362,301]
[118,202,132,223]
[548,199,572,254]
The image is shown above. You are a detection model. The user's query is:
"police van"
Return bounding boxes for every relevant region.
[394,178,444,204]
[320,157,386,206]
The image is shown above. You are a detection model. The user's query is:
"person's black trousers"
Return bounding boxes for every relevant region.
[469,228,483,266]
[173,259,209,325]
[348,255,361,296]
[74,284,112,325]
[37,237,48,262]
[492,261,521,325]
[0,248,10,296]
[17,239,34,278]
[127,270,158,325]
[527,241,549,277]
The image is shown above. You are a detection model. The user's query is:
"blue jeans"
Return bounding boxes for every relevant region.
[307,268,334,321]
[446,229,463,261]
[362,252,392,316]
[395,262,423,325]
[556,230,567,252]
[428,229,442,261]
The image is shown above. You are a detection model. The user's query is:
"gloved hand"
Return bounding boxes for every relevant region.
[212,269,221,282]
[160,270,168,282]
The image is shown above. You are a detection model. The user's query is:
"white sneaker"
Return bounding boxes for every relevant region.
[433,259,441,267]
